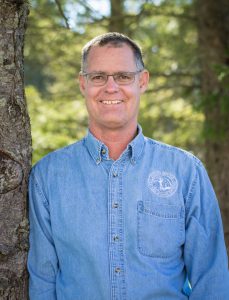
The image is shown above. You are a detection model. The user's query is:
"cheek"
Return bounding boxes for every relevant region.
[85,97,98,116]
[86,87,101,100]
[124,85,140,96]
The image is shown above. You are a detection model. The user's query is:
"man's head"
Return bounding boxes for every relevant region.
[81,32,145,73]
[79,32,149,134]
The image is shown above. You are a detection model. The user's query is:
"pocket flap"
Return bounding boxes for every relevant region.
[137,201,182,219]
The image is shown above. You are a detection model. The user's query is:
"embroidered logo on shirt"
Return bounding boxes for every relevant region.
[148,171,178,197]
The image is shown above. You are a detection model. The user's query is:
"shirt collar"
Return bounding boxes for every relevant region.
[84,124,145,165]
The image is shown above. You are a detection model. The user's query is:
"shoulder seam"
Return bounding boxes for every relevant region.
[184,163,198,217]
[146,138,201,162]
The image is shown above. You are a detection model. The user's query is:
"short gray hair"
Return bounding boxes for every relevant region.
[81,32,145,72]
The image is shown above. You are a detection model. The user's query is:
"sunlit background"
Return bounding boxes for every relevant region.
[25,0,204,164]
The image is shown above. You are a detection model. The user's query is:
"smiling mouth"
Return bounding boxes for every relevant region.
[100,100,123,105]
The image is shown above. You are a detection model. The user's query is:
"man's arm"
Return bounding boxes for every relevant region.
[184,161,229,299]
[28,168,58,300]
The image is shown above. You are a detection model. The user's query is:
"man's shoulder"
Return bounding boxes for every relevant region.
[32,139,85,173]
[144,136,202,166]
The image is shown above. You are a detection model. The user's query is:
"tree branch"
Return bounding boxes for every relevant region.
[54,0,70,29]
[77,0,107,18]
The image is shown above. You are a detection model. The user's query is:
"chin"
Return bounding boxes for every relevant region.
[102,120,132,131]
[98,119,123,128]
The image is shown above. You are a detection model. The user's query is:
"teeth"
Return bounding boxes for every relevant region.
[101,100,122,105]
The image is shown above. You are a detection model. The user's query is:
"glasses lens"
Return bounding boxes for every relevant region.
[86,71,141,86]
[88,73,107,85]
[114,73,135,85]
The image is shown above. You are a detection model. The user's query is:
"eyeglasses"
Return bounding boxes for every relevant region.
[81,70,143,86]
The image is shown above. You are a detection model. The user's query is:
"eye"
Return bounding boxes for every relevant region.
[116,73,132,81]
[90,74,106,82]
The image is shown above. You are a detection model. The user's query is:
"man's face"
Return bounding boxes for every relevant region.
[79,43,149,133]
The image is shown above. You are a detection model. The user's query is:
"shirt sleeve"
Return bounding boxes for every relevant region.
[184,161,229,299]
[27,168,58,300]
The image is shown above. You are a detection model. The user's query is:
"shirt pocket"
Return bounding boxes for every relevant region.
[137,201,184,259]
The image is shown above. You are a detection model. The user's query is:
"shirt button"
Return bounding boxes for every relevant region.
[112,203,119,208]
[115,267,121,273]
[113,235,119,242]
[113,172,118,177]
[131,158,136,164]
[101,149,106,155]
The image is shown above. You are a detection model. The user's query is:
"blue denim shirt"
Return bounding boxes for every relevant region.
[28,126,229,299]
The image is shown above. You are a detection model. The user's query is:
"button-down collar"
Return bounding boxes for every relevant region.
[84,124,145,164]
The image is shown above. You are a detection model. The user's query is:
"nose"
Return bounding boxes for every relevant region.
[104,75,119,93]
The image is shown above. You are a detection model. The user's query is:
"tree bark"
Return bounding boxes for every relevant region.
[196,0,229,252]
[109,0,125,32]
[0,0,31,298]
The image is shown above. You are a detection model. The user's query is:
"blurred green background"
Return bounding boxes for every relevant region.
[25,0,204,164]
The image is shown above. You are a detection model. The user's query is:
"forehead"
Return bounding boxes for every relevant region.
[86,44,136,72]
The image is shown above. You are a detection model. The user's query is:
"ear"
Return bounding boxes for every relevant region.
[139,70,149,94]
[78,74,86,96]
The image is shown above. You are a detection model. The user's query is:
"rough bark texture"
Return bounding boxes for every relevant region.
[196,0,229,252]
[109,0,125,32]
[0,0,31,299]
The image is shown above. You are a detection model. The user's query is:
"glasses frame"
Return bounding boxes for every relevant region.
[81,70,144,86]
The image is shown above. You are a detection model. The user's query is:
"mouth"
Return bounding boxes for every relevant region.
[99,100,123,105]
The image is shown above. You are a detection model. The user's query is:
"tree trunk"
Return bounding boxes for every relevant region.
[0,0,31,298]
[109,0,125,32]
[196,0,229,252]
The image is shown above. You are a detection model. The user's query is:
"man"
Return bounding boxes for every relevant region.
[28,32,229,299]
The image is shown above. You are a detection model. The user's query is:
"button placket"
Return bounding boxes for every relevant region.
[108,161,127,300]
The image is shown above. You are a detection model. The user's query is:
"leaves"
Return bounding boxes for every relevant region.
[25,0,204,163]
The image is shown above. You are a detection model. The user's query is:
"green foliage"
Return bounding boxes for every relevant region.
[215,64,229,83]
[193,61,229,141]
[26,86,87,163]
[25,0,205,164]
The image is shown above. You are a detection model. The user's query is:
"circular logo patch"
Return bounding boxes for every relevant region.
[148,171,178,197]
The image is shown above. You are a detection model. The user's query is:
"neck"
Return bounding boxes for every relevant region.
[89,124,138,160]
